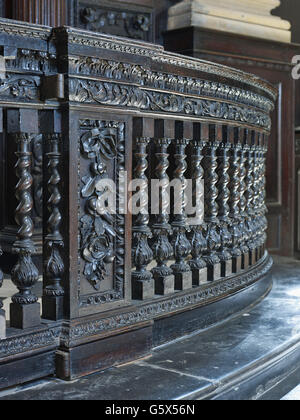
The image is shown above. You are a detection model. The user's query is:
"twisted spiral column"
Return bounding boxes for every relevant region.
[132,137,154,300]
[188,140,207,285]
[245,143,256,262]
[228,143,242,259]
[260,144,268,255]
[10,133,40,329]
[43,134,65,320]
[171,138,192,289]
[216,142,231,270]
[252,143,262,255]
[203,141,221,264]
[151,138,174,295]
[239,143,250,267]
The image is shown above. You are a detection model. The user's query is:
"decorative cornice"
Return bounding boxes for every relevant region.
[53,26,276,101]
[0,18,51,40]
[69,78,271,131]
[68,56,273,113]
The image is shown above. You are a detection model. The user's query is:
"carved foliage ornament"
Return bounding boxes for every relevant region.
[69,79,271,131]
[80,121,125,300]
[80,7,151,41]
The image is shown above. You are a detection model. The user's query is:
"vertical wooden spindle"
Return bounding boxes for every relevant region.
[228,128,242,273]
[216,126,232,278]
[188,123,207,285]
[170,122,192,291]
[202,124,221,282]
[42,133,65,321]
[10,133,41,329]
[151,133,174,295]
[132,125,154,300]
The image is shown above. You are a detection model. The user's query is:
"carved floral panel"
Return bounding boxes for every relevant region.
[79,119,125,308]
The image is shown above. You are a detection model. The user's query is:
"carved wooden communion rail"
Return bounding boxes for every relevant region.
[0,19,276,386]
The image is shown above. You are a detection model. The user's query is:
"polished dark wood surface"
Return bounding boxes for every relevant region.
[165,27,299,257]
[0,19,275,388]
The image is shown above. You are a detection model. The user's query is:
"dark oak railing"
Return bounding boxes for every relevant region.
[0,18,276,386]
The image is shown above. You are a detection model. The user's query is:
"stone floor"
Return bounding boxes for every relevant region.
[0,255,300,400]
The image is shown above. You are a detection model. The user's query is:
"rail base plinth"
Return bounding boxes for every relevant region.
[132,278,155,301]
[174,272,193,291]
[192,267,208,287]
[207,263,222,282]
[10,303,41,330]
[154,275,175,296]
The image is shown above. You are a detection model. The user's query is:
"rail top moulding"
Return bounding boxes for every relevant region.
[0,18,276,384]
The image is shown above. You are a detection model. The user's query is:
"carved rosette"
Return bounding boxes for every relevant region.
[171,139,192,274]
[216,142,232,262]
[189,140,207,270]
[80,122,117,292]
[151,138,173,279]
[132,138,153,282]
[228,143,242,257]
[44,134,65,298]
[11,134,39,305]
[203,142,221,266]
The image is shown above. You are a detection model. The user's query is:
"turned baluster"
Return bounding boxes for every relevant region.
[151,136,174,295]
[188,127,207,286]
[245,133,256,265]
[217,137,232,278]
[171,121,192,291]
[132,136,154,300]
[228,129,242,273]
[10,133,41,329]
[260,142,268,257]
[202,124,221,282]
[252,134,261,261]
[239,129,250,270]
[42,134,65,321]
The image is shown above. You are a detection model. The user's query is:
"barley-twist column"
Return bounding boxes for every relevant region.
[171,137,192,290]
[42,134,65,321]
[202,126,221,282]
[245,140,256,265]
[252,140,261,261]
[229,142,242,273]
[217,141,232,277]
[188,138,208,285]
[260,143,268,257]
[151,138,175,295]
[132,137,155,300]
[10,133,40,329]
[239,140,250,269]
